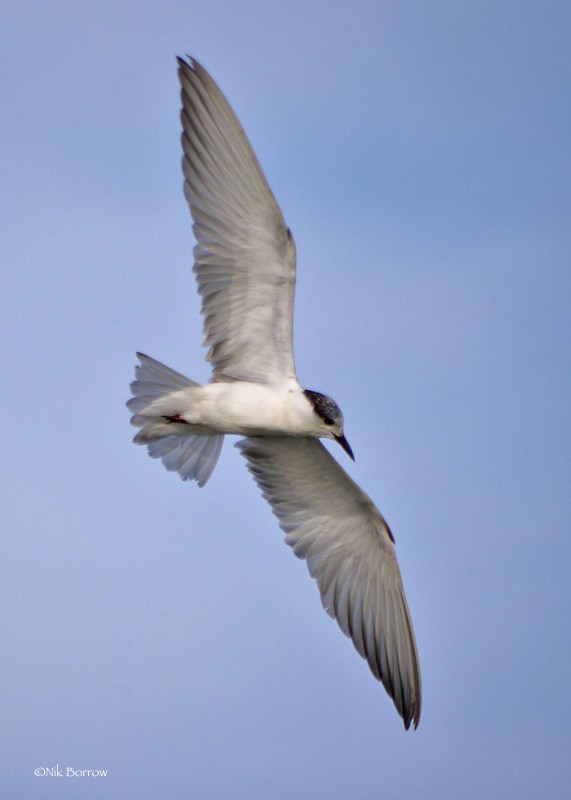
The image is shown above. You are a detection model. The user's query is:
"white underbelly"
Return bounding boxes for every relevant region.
[177,380,311,436]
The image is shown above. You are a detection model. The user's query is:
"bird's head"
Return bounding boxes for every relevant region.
[303,389,354,460]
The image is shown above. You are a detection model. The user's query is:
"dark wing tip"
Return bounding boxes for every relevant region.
[403,698,422,730]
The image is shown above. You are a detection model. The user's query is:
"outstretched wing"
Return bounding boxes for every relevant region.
[178,57,297,385]
[237,435,421,730]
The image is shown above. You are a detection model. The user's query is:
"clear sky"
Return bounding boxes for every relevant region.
[2,1,570,797]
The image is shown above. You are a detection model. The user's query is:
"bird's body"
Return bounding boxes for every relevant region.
[134,373,336,438]
[128,56,422,729]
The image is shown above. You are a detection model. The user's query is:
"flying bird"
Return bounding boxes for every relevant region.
[128,57,421,729]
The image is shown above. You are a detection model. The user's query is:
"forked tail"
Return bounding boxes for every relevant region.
[127,353,223,487]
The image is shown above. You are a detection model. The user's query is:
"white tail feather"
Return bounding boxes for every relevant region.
[147,433,224,487]
[128,353,223,486]
[127,352,199,412]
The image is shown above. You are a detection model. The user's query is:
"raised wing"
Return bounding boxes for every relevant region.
[178,57,297,384]
[237,436,421,730]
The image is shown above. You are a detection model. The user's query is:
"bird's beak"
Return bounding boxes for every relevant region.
[335,433,355,461]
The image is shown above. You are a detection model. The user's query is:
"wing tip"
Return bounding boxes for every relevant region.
[177,54,210,85]
[402,693,422,730]
[177,54,195,69]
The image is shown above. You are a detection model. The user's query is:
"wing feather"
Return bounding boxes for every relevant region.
[237,436,421,729]
[178,57,297,384]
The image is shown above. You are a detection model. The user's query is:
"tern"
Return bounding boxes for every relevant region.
[128,57,421,729]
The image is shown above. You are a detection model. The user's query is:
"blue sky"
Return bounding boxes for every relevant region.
[2,1,570,797]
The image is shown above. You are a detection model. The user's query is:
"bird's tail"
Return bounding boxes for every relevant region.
[127,353,223,487]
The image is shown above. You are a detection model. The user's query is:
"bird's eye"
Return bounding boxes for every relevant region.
[324,417,335,426]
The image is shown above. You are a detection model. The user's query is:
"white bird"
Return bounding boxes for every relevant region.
[128,57,421,729]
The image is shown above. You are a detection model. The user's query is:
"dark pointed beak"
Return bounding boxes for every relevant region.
[334,433,355,461]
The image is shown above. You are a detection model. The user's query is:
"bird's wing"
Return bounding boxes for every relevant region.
[237,435,421,730]
[178,57,297,385]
